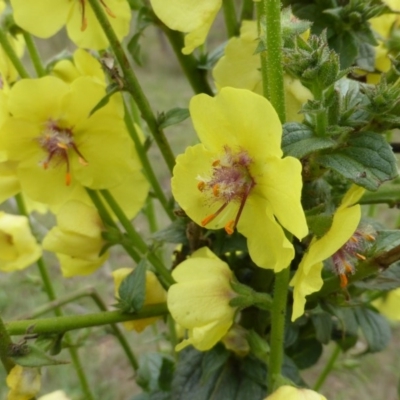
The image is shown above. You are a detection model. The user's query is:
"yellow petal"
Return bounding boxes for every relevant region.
[190,88,283,159]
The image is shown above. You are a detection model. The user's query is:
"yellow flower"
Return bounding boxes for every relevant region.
[172,87,308,272]
[10,0,131,50]
[6,365,41,400]
[213,21,313,122]
[168,247,238,351]
[112,267,167,332]
[42,200,108,277]
[0,212,41,272]
[373,288,400,321]
[150,0,221,54]
[0,75,136,206]
[264,385,327,400]
[290,185,365,321]
[52,48,105,85]
[368,0,400,83]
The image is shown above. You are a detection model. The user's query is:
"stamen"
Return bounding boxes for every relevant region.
[99,0,116,18]
[197,181,205,191]
[212,184,220,197]
[212,159,220,167]
[225,220,235,235]
[79,0,88,31]
[356,253,366,260]
[201,202,229,227]
[339,273,348,288]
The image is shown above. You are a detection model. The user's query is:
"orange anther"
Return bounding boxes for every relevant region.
[365,234,375,241]
[344,263,353,273]
[212,159,220,167]
[65,172,72,186]
[43,162,49,170]
[79,157,88,166]
[100,0,116,18]
[224,220,235,235]
[350,236,358,243]
[201,214,216,227]
[57,143,68,150]
[197,181,205,191]
[339,274,348,288]
[356,253,366,260]
[212,184,220,197]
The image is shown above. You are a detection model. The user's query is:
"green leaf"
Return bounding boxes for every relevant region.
[118,258,147,313]
[282,123,335,158]
[311,312,333,344]
[171,348,266,400]
[158,108,190,129]
[136,353,174,393]
[89,83,122,116]
[282,356,306,386]
[354,262,400,291]
[152,218,189,245]
[10,344,69,368]
[306,214,333,237]
[247,330,270,363]
[354,307,391,352]
[201,344,230,383]
[286,338,323,369]
[317,132,398,190]
[373,230,400,253]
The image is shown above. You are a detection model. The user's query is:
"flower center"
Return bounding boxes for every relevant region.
[197,146,255,235]
[37,121,88,186]
[78,0,116,31]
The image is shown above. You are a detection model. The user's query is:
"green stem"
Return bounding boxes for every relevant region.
[158,25,213,95]
[313,344,341,391]
[222,0,239,37]
[240,0,254,21]
[314,86,327,136]
[86,0,176,173]
[123,101,175,220]
[360,185,400,207]
[167,315,178,360]
[100,190,174,287]
[268,267,290,393]
[21,31,46,77]
[0,316,15,373]
[145,197,158,233]
[15,194,95,400]
[6,305,169,336]
[0,28,29,78]
[262,0,286,123]
[257,3,269,100]
[85,188,142,263]
[19,287,139,371]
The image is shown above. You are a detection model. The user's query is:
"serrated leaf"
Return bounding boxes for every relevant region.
[282,356,306,386]
[158,108,190,129]
[317,132,398,190]
[152,218,188,244]
[354,262,400,291]
[171,348,266,400]
[354,307,391,352]
[373,230,400,253]
[118,258,147,313]
[201,344,230,383]
[356,42,375,72]
[11,344,69,368]
[282,123,335,158]
[89,84,122,116]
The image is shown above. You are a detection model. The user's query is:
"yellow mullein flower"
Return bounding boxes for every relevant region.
[172,87,308,272]
[368,0,400,83]
[10,0,131,50]
[0,75,136,206]
[264,385,327,400]
[373,288,400,321]
[52,48,105,85]
[0,212,42,272]
[168,247,238,351]
[42,200,108,277]
[213,21,313,122]
[290,185,365,321]
[150,0,221,54]
[6,365,41,400]
[112,267,167,332]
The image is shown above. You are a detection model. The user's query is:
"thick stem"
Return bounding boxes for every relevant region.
[313,344,341,391]
[0,28,29,78]
[222,0,239,37]
[6,305,169,336]
[0,315,15,373]
[123,101,175,220]
[22,31,46,77]
[257,3,269,100]
[158,25,213,95]
[314,86,327,136]
[86,0,176,173]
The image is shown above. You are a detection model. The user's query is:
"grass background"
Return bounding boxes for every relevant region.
[1,11,400,400]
